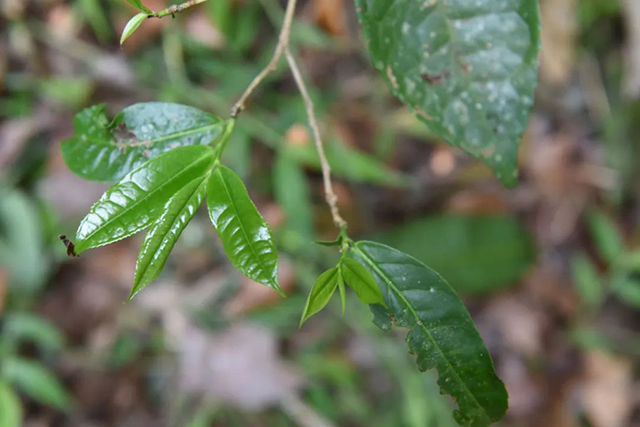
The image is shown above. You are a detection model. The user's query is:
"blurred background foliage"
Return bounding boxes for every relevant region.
[1,0,640,426]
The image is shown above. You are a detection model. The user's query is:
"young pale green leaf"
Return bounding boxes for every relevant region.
[3,359,71,411]
[0,382,22,427]
[341,257,385,306]
[588,210,624,264]
[352,241,508,427]
[130,177,207,300]
[300,267,340,325]
[338,269,347,314]
[62,103,226,182]
[356,0,540,187]
[125,0,151,13]
[207,165,282,295]
[75,145,215,254]
[120,13,147,45]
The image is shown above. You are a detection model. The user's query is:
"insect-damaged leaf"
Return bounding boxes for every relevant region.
[355,0,540,186]
[75,145,214,254]
[62,103,226,182]
[207,165,282,295]
[130,177,207,300]
[352,241,508,427]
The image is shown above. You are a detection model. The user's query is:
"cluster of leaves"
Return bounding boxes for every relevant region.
[62,0,544,425]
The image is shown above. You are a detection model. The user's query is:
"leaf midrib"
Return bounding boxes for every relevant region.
[78,151,212,249]
[353,244,491,423]
[121,122,224,148]
[215,168,277,289]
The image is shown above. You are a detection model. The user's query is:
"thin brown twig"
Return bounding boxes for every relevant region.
[284,47,347,230]
[152,0,208,18]
[230,0,298,117]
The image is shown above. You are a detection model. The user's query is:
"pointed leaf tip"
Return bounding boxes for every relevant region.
[120,13,147,45]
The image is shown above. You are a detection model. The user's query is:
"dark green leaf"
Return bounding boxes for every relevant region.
[376,215,534,294]
[4,359,71,411]
[125,0,151,13]
[0,382,22,427]
[352,241,508,426]
[341,257,385,306]
[62,103,226,182]
[3,314,63,353]
[588,210,624,264]
[120,13,147,45]
[130,177,207,300]
[356,0,540,186]
[300,267,340,325]
[207,165,282,295]
[75,145,215,253]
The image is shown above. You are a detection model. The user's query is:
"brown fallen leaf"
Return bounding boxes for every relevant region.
[311,0,347,36]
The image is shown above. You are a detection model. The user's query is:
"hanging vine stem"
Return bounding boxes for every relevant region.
[284,48,347,230]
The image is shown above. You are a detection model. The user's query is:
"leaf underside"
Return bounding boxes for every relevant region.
[75,145,214,253]
[62,103,225,182]
[352,241,508,427]
[207,165,281,294]
[130,176,208,299]
[356,0,540,186]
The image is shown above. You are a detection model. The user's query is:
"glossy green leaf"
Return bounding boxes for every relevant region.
[75,145,215,253]
[125,0,151,13]
[356,0,540,186]
[130,177,207,300]
[341,258,385,306]
[338,269,347,314]
[62,103,226,182]
[300,267,340,325]
[120,13,147,45]
[376,215,534,295]
[352,241,508,427]
[3,314,63,353]
[571,254,604,309]
[0,382,22,427]
[4,359,71,411]
[207,165,282,295]
[588,210,624,264]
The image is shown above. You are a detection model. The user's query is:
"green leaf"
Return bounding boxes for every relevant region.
[3,314,63,353]
[3,359,71,411]
[75,145,215,253]
[130,177,207,299]
[352,241,508,427]
[588,210,624,264]
[62,103,226,182]
[207,165,282,295]
[337,269,347,314]
[300,267,340,325]
[612,274,640,308]
[0,382,22,427]
[376,215,534,295]
[120,13,147,45]
[341,258,385,306]
[356,0,540,186]
[571,254,604,309]
[125,0,151,13]
[274,148,314,241]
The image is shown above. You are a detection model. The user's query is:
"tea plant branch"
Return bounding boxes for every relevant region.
[231,0,298,117]
[285,47,347,230]
[151,0,208,18]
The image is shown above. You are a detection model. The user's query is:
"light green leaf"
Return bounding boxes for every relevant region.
[120,13,147,45]
[75,145,215,253]
[588,210,624,264]
[62,103,226,182]
[274,148,314,241]
[356,0,540,186]
[571,255,604,309]
[341,258,385,306]
[352,241,508,427]
[0,382,22,427]
[207,165,282,295]
[612,274,640,308]
[338,269,347,314]
[4,359,71,411]
[3,314,63,353]
[376,215,534,295]
[125,0,151,13]
[130,177,207,299]
[300,267,340,325]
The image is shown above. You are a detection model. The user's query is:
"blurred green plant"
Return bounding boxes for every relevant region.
[60,0,543,425]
